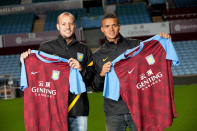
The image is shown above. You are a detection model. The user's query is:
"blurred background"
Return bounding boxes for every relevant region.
[0,0,197,131]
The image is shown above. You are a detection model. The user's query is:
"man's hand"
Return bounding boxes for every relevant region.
[100,61,112,77]
[20,49,31,63]
[68,58,82,71]
[159,32,171,39]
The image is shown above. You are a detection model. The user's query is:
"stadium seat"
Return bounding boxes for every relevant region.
[174,0,197,8]
[116,3,152,25]
[82,15,103,29]
[0,55,20,81]
[171,40,197,76]
[32,0,64,3]
[0,13,34,35]
[0,0,21,6]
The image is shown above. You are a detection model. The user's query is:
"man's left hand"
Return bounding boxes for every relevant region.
[68,58,82,71]
[159,32,171,39]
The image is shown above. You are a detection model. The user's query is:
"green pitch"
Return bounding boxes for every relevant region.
[0,84,197,131]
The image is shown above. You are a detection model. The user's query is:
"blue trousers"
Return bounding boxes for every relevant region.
[105,113,137,131]
[68,116,88,131]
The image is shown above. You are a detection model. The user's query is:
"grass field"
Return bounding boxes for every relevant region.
[0,84,197,131]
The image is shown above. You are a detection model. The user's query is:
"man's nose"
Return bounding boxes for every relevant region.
[109,26,114,31]
[65,23,70,29]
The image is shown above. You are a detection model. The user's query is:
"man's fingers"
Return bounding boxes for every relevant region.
[159,32,171,39]
[104,62,112,68]
[69,61,76,67]
[20,51,29,62]
[28,49,31,54]
[68,58,73,63]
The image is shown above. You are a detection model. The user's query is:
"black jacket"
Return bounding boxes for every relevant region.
[93,34,140,116]
[39,35,93,116]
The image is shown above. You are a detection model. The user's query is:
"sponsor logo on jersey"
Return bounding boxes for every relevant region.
[128,67,135,74]
[77,52,84,62]
[136,69,163,90]
[102,57,108,62]
[32,81,56,98]
[52,70,60,80]
[31,72,38,75]
[146,54,155,65]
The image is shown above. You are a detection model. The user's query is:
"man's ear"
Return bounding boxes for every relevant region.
[56,24,59,31]
[101,26,104,33]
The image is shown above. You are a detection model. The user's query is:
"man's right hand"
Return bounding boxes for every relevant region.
[100,61,112,77]
[20,49,31,63]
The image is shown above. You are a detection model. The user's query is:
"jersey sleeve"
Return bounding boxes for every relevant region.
[103,66,120,101]
[103,47,141,101]
[20,59,28,91]
[159,36,180,66]
[69,68,86,94]
[103,53,126,101]
[144,35,180,66]
[163,39,180,66]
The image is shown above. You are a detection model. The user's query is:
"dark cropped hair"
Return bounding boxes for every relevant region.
[101,13,119,25]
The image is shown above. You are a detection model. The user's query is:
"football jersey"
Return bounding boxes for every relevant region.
[103,35,179,131]
[20,50,86,131]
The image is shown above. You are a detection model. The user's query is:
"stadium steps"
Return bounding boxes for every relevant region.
[32,18,45,32]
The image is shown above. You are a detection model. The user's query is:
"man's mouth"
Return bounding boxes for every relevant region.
[65,30,71,33]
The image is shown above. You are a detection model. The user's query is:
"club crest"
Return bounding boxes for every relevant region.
[77,52,84,62]
[51,70,60,80]
[146,54,155,65]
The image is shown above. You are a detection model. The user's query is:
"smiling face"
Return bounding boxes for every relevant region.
[101,18,120,43]
[56,13,76,39]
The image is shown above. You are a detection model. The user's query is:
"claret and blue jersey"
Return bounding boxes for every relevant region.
[103,35,180,131]
[21,50,86,94]
[20,50,86,131]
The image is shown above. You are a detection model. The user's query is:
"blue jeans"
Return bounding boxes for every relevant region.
[105,113,137,131]
[68,116,88,131]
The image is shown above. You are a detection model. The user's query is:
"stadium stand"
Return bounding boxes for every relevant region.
[0,0,21,6]
[82,15,103,29]
[0,0,197,86]
[106,0,132,5]
[116,3,152,25]
[148,0,165,5]
[89,7,104,16]
[79,7,104,29]
[77,8,87,19]
[171,40,197,76]
[173,0,197,8]
[163,7,197,21]
[32,0,64,3]
[0,54,20,81]
[0,13,34,35]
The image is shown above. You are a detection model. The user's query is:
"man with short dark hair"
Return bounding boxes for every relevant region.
[93,13,171,131]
